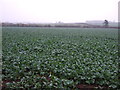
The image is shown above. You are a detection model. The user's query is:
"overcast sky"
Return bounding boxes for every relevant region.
[0,0,119,23]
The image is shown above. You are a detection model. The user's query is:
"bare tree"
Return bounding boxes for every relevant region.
[103,20,109,27]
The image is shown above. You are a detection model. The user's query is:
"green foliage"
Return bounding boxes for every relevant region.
[2,27,119,89]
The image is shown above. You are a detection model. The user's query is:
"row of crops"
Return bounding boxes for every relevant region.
[2,27,119,89]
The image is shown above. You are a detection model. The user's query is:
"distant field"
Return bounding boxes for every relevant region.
[2,27,119,89]
[87,23,118,27]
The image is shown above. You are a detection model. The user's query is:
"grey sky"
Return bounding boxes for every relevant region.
[0,0,119,23]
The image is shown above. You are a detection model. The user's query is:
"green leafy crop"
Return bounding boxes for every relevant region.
[2,27,119,89]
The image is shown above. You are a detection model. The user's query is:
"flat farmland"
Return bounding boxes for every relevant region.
[2,27,119,89]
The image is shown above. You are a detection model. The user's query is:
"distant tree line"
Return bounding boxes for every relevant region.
[1,22,118,29]
[2,23,51,27]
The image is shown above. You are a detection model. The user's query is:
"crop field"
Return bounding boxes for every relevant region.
[2,27,119,89]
